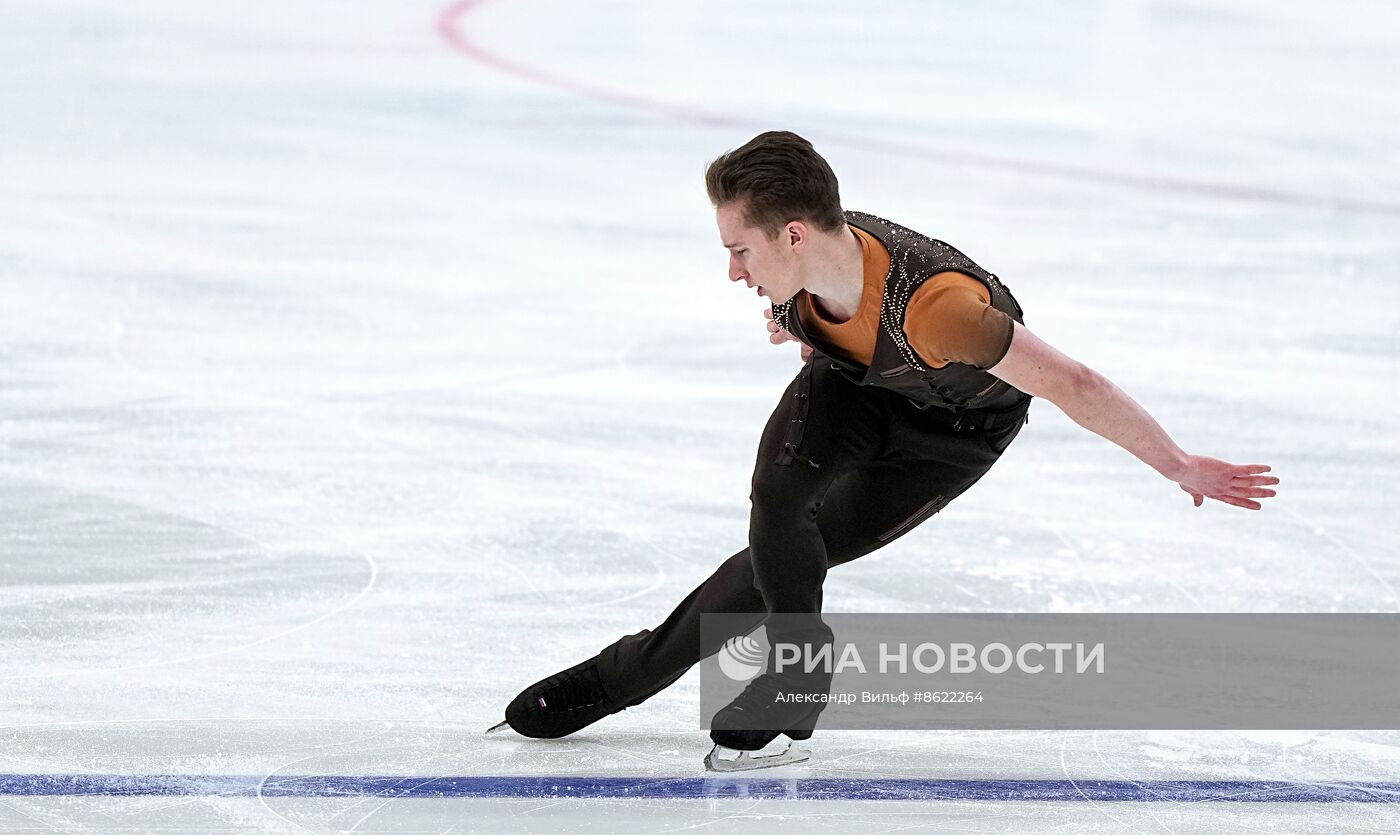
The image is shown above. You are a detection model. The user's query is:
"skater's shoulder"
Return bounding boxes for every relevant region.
[904,274,1012,370]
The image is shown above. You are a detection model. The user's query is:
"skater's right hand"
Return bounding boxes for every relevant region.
[764,307,813,361]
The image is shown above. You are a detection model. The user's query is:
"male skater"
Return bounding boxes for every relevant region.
[489,131,1278,769]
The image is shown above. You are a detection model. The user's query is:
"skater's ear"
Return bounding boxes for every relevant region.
[783,220,809,251]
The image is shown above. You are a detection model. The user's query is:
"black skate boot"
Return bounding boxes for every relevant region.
[706,668,829,771]
[489,655,620,739]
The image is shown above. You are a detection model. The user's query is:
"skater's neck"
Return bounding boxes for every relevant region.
[801,225,865,323]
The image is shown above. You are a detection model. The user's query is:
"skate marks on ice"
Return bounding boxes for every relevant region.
[0,717,523,833]
[343,351,743,617]
[844,477,1396,617]
[0,478,376,683]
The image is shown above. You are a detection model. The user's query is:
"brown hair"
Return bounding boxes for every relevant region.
[704,131,845,238]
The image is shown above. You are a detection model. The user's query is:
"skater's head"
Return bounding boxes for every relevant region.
[707,131,846,305]
[706,131,844,237]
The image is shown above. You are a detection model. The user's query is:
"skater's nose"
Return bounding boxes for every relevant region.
[728,253,748,283]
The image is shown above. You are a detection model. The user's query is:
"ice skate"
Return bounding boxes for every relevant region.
[708,666,828,768]
[704,738,812,772]
[489,655,621,739]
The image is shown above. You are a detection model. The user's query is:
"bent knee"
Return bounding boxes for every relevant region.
[749,472,824,527]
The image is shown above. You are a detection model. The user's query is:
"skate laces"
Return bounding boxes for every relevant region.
[534,661,606,714]
[728,672,790,714]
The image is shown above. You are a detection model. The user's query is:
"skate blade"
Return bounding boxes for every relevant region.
[704,742,811,773]
[484,719,511,735]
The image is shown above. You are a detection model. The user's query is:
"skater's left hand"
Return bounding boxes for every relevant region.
[764,307,813,361]
[1171,456,1279,510]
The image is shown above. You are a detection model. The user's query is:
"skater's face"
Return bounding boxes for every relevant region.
[717,201,804,305]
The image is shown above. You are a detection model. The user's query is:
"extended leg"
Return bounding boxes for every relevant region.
[502,363,1029,737]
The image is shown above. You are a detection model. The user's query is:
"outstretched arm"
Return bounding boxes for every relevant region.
[987,321,1279,510]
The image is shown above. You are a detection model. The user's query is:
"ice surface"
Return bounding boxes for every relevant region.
[1,0,1398,831]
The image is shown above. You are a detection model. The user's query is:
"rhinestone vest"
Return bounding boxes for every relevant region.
[771,210,1028,413]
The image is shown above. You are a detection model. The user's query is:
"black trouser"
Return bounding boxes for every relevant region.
[596,353,1029,707]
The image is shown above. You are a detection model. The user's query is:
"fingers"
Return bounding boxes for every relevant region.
[1184,482,1274,510]
[1230,464,1272,476]
[763,308,798,347]
[1212,494,1262,510]
[1233,487,1277,499]
[1180,484,1204,507]
[1233,475,1280,487]
[1209,485,1275,510]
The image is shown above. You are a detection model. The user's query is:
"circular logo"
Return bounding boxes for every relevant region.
[717,633,767,681]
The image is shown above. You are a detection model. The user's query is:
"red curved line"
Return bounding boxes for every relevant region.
[436,0,1399,217]
[436,0,743,128]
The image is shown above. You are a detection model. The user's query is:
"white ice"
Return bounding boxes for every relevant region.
[1,0,1398,831]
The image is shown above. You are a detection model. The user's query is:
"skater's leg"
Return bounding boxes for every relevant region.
[504,413,1024,739]
[746,359,890,629]
[817,402,1029,567]
[599,378,1029,707]
[598,358,889,703]
[710,396,1029,751]
[709,359,902,750]
[597,547,765,706]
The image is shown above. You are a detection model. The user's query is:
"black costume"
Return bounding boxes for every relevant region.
[499,212,1031,741]
[594,211,1032,711]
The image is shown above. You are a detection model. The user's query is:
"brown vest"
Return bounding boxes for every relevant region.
[772,210,1029,416]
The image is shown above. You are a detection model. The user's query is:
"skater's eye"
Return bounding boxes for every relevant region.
[736,249,748,256]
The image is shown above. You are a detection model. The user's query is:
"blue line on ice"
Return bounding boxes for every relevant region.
[3,775,1399,802]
